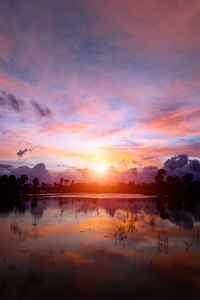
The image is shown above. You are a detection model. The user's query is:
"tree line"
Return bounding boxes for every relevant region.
[0,169,200,200]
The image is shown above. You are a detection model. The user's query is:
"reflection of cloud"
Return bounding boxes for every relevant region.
[31,250,93,267]
[166,208,194,229]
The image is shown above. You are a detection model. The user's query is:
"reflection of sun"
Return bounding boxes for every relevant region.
[97,164,106,173]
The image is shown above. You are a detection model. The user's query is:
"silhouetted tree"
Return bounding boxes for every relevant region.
[20,174,28,185]
[32,177,39,193]
[155,169,167,195]
[33,177,39,189]
[182,173,194,185]
[64,179,69,185]
[155,169,166,184]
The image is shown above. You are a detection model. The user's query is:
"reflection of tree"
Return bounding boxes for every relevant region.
[114,224,127,248]
[32,216,38,239]
[113,213,144,247]
[149,216,156,228]
[60,245,65,257]
[31,197,38,209]
[156,229,169,255]
[185,228,200,250]
[128,216,136,232]
[10,222,22,236]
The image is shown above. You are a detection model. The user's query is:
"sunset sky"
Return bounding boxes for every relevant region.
[1,0,200,184]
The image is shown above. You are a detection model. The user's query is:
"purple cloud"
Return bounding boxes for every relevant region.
[11,163,52,184]
[31,99,53,118]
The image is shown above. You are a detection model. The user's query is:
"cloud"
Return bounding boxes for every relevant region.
[76,168,96,183]
[31,99,53,117]
[11,163,52,184]
[164,154,188,171]
[132,160,137,164]
[75,164,158,185]
[74,155,200,184]
[0,91,24,112]
[118,159,127,169]
[40,122,92,134]
[0,130,13,138]
[17,145,45,157]
[0,163,14,175]
[0,0,200,170]
[141,107,200,137]
[99,128,122,137]
[164,154,200,180]
[184,159,200,173]
[2,154,200,185]
[17,148,29,157]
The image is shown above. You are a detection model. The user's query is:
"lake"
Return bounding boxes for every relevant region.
[0,193,200,300]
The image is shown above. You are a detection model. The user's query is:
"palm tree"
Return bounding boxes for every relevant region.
[32,177,39,189]
[64,179,69,185]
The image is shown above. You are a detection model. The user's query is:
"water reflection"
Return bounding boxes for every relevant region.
[0,194,200,299]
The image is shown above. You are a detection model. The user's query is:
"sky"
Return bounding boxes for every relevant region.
[1,0,200,184]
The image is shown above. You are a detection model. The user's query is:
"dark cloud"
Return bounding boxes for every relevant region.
[11,163,52,184]
[17,145,45,157]
[31,99,53,117]
[0,163,14,175]
[163,154,200,181]
[17,148,29,157]
[185,160,200,173]
[0,164,13,169]
[164,154,188,171]
[0,95,5,106]
[0,91,24,112]
[7,93,23,112]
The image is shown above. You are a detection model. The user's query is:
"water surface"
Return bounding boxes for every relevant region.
[0,194,200,299]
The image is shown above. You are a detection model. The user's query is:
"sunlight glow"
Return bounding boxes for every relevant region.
[97,164,107,174]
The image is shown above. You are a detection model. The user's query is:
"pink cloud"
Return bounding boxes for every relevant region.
[40,122,94,134]
[141,107,200,136]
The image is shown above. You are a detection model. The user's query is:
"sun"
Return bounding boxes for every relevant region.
[97,164,106,174]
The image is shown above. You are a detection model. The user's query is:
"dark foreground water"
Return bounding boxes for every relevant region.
[0,193,200,300]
